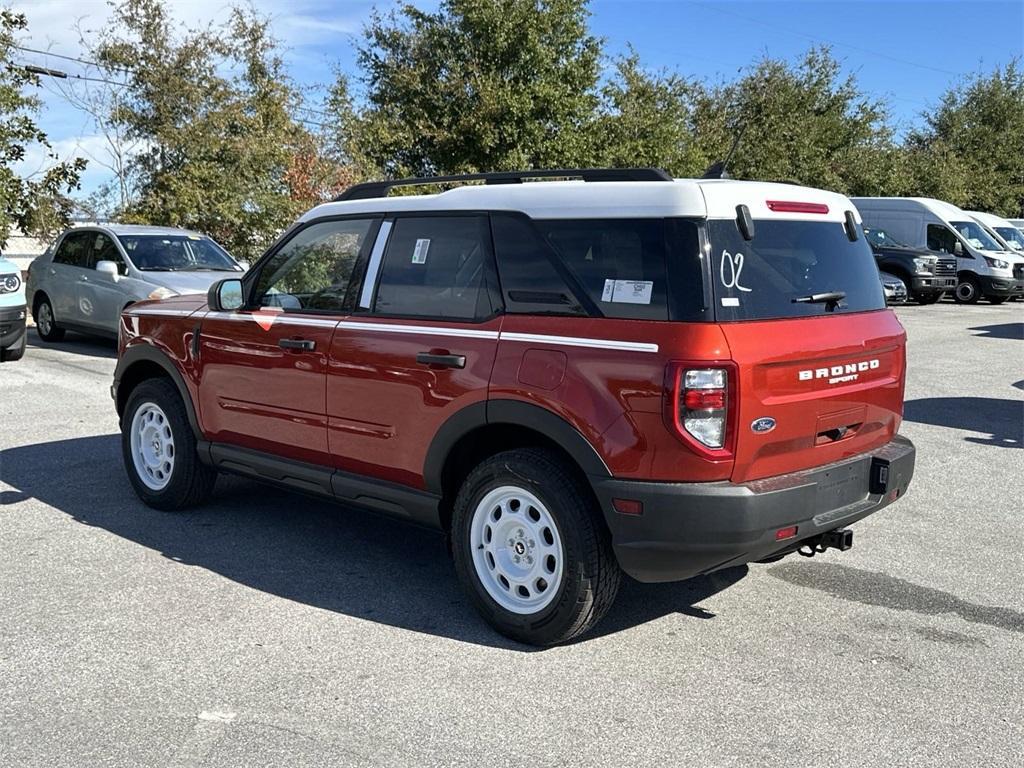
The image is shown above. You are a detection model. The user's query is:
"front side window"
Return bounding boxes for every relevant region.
[253,218,376,312]
[927,224,959,255]
[119,235,240,272]
[708,219,885,320]
[88,233,126,273]
[372,216,492,320]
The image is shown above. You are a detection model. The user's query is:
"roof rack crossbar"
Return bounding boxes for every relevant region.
[333,167,672,201]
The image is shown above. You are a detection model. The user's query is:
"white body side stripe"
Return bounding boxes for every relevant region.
[335,320,500,340]
[137,312,660,353]
[500,331,658,353]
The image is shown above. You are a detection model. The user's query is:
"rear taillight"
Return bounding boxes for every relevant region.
[666,363,737,458]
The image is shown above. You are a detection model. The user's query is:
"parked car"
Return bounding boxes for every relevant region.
[0,254,26,362]
[27,225,244,342]
[967,211,1024,254]
[113,169,916,645]
[879,270,908,304]
[862,225,956,304]
[853,197,1024,304]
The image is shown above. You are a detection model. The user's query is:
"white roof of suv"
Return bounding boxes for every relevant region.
[303,178,861,224]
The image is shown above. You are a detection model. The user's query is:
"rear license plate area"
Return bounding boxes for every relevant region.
[815,459,870,510]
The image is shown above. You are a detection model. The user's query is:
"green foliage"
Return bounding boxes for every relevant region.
[905,62,1024,216]
[0,10,85,246]
[592,51,703,176]
[92,0,309,260]
[692,48,897,194]
[16,0,1024,255]
[353,0,602,176]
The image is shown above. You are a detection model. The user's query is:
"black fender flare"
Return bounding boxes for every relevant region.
[423,399,611,495]
[114,344,201,436]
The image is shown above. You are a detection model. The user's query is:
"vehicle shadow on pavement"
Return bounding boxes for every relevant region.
[1,434,745,650]
[26,329,117,359]
[968,322,1023,340]
[769,561,1024,634]
[902,397,1023,448]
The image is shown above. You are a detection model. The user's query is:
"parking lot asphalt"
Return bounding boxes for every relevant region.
[1,303,1022,768]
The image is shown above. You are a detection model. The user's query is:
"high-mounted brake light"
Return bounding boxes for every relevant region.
[665,363,737,458]
[766,200,830,214]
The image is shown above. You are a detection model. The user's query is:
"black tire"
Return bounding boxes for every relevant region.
[34,295,65,342]
[913,292,942,305]
[121,378,216,510]
[954,277,981,304]
[451,448,621,646]
[0,330,26,362]
[986,295,1008,305]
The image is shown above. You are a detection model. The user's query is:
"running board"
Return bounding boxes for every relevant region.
[199,441,442,529]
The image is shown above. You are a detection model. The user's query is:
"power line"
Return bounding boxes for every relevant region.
[18,63,131,88]
[692,2,961,78]
[10,44,134,75]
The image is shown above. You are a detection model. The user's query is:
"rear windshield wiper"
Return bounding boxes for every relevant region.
[792,291,846,305]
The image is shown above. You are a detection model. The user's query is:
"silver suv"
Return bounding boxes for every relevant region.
[27,225,244,342]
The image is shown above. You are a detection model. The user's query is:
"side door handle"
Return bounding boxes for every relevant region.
[279,338,316,351]
[416,352,466,369]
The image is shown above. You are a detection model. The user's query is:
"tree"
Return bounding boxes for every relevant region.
[0,10,85,245]
[90,0,309,259]
[349,0,602,177]
[905,61,1024,216]
[692,48,897,195]
[592,52,704,176]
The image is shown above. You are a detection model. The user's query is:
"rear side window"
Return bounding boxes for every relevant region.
[538,219,670,321]
[53,233,89,267]
[490,213,589,316]
[707,219,885,321]
[373,216,494,320]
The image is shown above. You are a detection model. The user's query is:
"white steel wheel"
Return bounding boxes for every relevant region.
[130,402,176,491]
[470,485,565,614]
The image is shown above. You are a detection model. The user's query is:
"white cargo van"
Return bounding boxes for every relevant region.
[852,197,1024,304]
[968,210,1024,254]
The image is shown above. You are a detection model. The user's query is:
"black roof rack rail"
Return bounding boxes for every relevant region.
[333,167,673,202]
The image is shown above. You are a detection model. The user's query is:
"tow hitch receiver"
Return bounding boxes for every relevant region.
[798,528,853,557]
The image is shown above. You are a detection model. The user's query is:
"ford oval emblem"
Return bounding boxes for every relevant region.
[751,417,776,434]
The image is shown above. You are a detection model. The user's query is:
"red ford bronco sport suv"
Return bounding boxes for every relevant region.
[113,169,916,645]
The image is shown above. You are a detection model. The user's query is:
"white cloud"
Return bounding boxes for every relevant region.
[8,0,388,196]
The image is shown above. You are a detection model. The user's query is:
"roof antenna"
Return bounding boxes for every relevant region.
[701,123,746,180]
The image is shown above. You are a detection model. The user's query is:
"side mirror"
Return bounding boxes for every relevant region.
[96,260,120,281]
[953,241,964,257]
[208,278,244,311]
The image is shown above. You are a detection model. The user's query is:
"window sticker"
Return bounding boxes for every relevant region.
[601,279,653,305]
[721,297,740,307]
[412,238,431,264]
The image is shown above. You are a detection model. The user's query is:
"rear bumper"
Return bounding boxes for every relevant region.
[978,274,1024,297]
[591,435,916,583]
[0,305,26,349]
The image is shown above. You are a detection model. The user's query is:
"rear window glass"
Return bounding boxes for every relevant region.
[707,219,885,321]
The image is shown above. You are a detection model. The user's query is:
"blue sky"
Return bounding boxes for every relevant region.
[11,0,1024,196]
